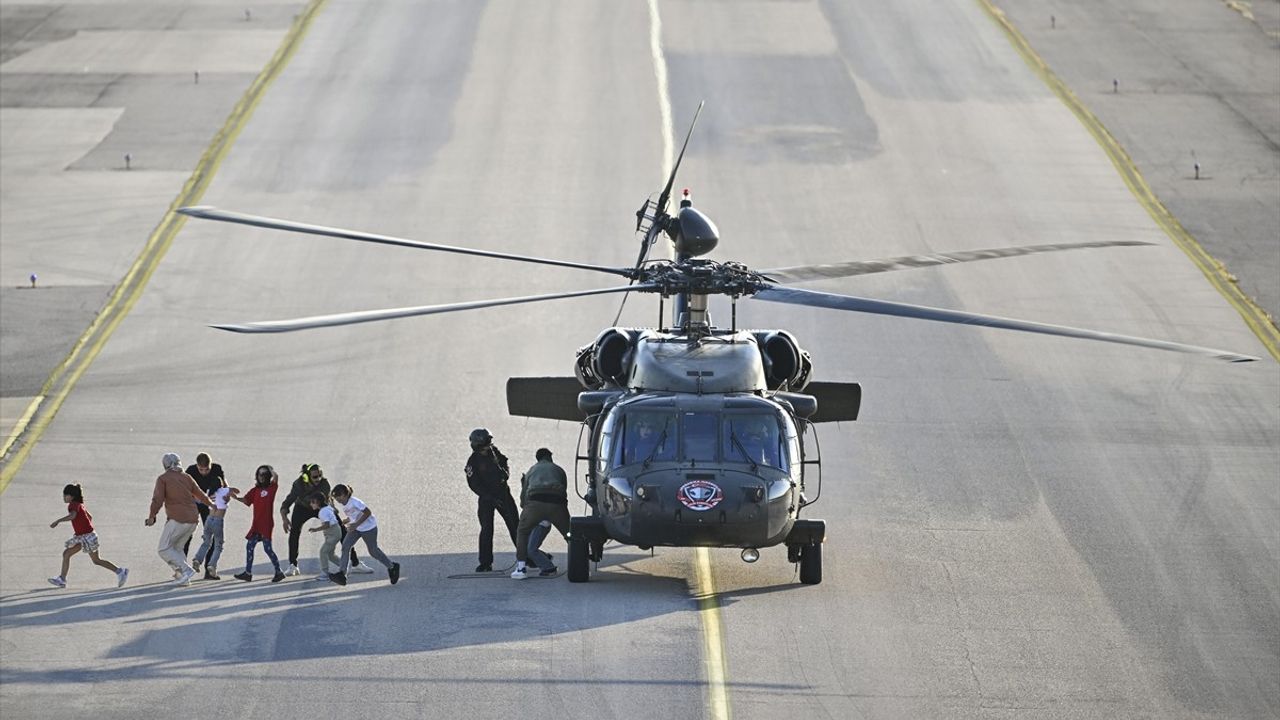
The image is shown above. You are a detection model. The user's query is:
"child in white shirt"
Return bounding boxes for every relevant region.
[327,484,400,586]
[192,479,238,580]
[306,491,343,579]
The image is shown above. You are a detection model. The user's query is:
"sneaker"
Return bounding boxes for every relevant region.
[116,568,129,587]
[271,570,286,583]
[475,563,492,573]
[388,562,401,585]
[204,568,219,581]
[173,569,183,580]
[511,566,527,580]
[48,576,66,588]
[311,574,329,581]
[191,561,202,574]
[349,562,375,574]
[284,564,300,577]
[172,568,195,586]
[234,572,252,582]
[327,572,347,586]
[539,566,558,577]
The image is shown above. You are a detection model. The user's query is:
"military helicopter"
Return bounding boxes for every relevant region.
[177,104,1256,585]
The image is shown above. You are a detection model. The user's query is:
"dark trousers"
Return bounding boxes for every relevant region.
[516,500,571,563]
[287,506,358,566]
[183,503,213,562]
[477,493,519,566]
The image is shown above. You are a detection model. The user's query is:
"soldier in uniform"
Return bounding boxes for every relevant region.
[464,428,520,572]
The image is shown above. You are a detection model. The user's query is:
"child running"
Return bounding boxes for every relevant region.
[191,477,238,580]
[306,491,342,581]
[48,483,127,588]
[327,484,400,586]
[234,465,285,583]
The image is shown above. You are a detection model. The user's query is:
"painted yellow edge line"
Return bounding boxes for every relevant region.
[695,547,732,720]
[977,0,1280,362]
[0,396,44,460]
[0,0,331,494]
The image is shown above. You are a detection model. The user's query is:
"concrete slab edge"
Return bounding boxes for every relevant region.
[0,0,333,493]
[978,0,1280,362]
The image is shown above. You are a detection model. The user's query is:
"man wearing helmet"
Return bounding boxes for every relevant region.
[464,428,520,572]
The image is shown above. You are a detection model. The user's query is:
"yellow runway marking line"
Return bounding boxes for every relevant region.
[979,0,1280,361]
[694,547,732,720]
[0,0,333,494]
[0,396,43,461]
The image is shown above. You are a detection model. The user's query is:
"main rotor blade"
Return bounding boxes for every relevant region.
[178,206,634,279]
[758,240,1155,284]
[615,101,705,325]
[212,284,659,334]
[751,286,1258,363]
[655,100,704,219]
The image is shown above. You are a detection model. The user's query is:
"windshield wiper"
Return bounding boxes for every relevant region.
[729,425,759,472]
[642,419,671,469]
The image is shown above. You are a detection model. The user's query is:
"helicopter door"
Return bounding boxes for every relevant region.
[798,420,822,509]
[575,418,594,501]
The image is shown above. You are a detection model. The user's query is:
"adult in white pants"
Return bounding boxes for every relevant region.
[145,452,213,586]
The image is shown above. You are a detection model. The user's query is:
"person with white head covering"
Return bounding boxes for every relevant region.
[146,452,213,586]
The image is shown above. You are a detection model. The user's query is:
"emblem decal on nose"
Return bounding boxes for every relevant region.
[677,480,724,512]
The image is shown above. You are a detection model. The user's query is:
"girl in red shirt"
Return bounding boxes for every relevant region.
[234,465,285,583]
[48,483,127,588]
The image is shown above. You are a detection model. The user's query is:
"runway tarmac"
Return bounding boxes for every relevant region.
[1,1,1276,718]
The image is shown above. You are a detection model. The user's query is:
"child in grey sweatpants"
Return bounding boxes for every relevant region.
[306,492,342,579]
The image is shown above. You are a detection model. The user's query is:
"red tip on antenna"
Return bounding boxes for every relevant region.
[682,188,691,197]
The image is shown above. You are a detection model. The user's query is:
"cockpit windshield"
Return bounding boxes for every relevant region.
[722,413,785,469]
[606,407,789,470]
[611,410,677,466]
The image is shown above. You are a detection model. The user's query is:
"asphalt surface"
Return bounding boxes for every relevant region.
[1,1,1277,719]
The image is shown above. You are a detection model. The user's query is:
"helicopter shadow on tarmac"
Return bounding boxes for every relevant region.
[0,550,800,687]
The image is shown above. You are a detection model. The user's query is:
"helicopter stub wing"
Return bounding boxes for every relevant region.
[750,285,1258,363]
[210,284,660,333]
[757,240,1154,284]
[506,377,586,422]
[804,382,863,423]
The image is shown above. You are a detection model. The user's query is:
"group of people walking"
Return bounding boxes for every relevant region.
[50,452,398,588]
[50,429,568,589]
[150,453,399,587]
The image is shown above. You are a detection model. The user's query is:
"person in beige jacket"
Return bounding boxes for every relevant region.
[146,452,213,586]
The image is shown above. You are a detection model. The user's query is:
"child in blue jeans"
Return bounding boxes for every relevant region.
[191,478,238,580]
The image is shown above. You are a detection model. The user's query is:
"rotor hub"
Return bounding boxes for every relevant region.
[634,259,769,298]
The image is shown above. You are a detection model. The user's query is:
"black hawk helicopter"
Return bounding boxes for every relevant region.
[178,104,1256,585]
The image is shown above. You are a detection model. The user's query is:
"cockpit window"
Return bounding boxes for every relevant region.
[613,411,676,467]
[722,413,786,469]
[682,412,719,463]
[607,407,790,469]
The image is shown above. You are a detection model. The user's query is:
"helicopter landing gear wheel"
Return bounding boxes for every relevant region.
[567,532,590,583]
[568,516,605,584]
[798,542,822,585]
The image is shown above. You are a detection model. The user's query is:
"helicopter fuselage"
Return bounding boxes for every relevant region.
[564,327,830,560]
[584,391,805,549]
